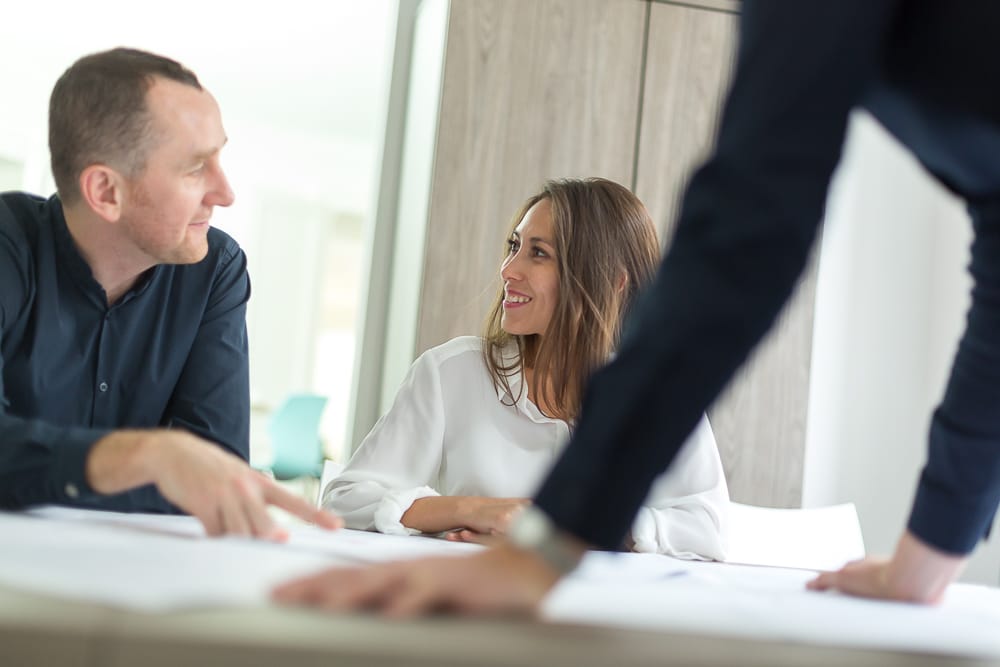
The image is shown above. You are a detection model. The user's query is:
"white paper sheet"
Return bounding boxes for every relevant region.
[3,506,478,611]
[725,502,866,571]
[544,554,1000,659]
[3,507,999,660]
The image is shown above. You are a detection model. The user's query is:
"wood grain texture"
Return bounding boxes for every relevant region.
[634,2,736,239]
[707,253,819,508]
[415,0,647,354]
[653,0,740,14]
[637,2,816,507]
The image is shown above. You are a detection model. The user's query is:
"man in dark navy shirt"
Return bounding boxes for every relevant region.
[274,0,1000,610]
[1,48,339,539]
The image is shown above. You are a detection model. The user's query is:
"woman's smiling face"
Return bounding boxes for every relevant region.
[500,197,559,338]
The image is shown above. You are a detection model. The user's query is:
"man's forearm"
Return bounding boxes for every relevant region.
[85,430,162,494]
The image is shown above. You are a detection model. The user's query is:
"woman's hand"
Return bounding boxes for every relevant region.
[401,496,529,535]
[455,497,531,535]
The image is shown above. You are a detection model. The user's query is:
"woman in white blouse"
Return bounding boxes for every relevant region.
[323,178,729,560]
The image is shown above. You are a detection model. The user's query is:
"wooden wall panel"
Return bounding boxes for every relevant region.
[709,258,818,508]
[634,2,736,240]
[653,0,740,13]
[415,0,648,353]
[636,2,816,507]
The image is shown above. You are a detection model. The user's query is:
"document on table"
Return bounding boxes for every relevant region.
[3,507,1000,661]
[724,502,866,571]
[0,506,479,611]
[544,556,1000,660]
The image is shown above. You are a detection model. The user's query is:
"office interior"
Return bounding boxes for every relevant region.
[1,0,999,664]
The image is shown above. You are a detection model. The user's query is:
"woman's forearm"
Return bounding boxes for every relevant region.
[402,496,530,534]
[401,496,468,533]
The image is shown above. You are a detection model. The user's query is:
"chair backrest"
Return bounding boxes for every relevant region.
[268,394,327,480]
[725,502,865,571]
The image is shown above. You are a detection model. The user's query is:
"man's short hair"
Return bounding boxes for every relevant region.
[49,47,202,205]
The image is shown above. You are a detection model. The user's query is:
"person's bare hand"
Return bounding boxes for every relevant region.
[273,543,561,617]
[401,496,530,534]
[87,430,341,540]
[807,556,895,599]
[455,497,530,535]
[807,531,967,603]
[443,528,501,546]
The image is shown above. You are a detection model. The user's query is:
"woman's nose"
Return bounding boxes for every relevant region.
[501,254,521,281]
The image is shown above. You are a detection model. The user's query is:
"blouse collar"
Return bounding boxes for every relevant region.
[490,339,570,427]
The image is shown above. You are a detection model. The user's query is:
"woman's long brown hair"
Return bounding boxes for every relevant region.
[482,178,660,421]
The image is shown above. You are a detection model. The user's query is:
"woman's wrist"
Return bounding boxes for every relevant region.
[402,496,466,533]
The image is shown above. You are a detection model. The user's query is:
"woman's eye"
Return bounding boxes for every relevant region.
[507,239,519,254]
[532,247,548,258]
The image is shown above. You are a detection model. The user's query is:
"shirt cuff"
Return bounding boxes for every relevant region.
[907,472,997,555]
[50,427,113,504]
[373,486,440,535]
[907,412,1000,555]
[629,505,728,561]
[630,507,658,553]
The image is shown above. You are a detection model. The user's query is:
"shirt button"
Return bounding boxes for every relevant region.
[99,382,109,392]
[65,483,79,499]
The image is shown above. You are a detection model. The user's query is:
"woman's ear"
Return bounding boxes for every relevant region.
[617,272,629,293]
[78,164,124,223]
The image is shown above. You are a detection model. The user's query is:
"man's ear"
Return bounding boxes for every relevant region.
[78,164,124,223]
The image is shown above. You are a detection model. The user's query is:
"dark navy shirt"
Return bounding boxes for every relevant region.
[0,192,251,513]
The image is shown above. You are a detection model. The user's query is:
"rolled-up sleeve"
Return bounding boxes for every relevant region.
[630,415,729,560]
[322,349,446,533]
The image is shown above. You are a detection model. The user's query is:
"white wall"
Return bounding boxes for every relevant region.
[803,111,1000,585]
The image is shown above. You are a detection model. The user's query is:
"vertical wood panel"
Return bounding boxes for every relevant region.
[636,2,816,507]
[653,0,740,13]
[634,3,736,239]
[415,0,648,354]
[709,257,818,508]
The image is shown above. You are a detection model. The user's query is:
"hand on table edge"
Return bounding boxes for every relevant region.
[271,540,574,617]
[806,530,968,604]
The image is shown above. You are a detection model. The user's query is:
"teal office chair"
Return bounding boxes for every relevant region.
[267,393,328,480]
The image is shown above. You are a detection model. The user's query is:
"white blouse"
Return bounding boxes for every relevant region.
[323,336,730,560]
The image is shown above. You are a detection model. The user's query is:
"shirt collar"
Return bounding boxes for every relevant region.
[491,339,524,404]
[51,196,103,303]
[490,339,570,426]
[51,195,159,308]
